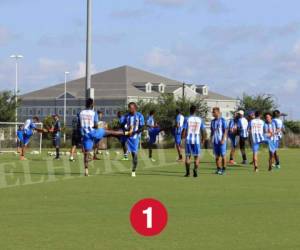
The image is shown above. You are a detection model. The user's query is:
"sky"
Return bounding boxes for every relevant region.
[0,0,300,119]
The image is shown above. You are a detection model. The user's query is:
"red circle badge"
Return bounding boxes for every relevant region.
[130,198,168,236]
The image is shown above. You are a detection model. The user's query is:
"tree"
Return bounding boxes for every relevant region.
[238,93,277,114]
[108,93,208,134]
[0,91,18,122]
[136,94,208,132]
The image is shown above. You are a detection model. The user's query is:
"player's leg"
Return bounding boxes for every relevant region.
[175,134,183,161]
[93,141,101,160]
[268,151,274,171]
[229,136,236,164]
[240,137,247,164]
[193,155,199,177]
[220,143,227,174]
[252,143,259,172]
[54,135,60,159]
[131,152,138,177]
[121,141,128,160]
[82,134,94,176]
[70,145,76,161]
[185,144,191,177]
[274,140,280,168]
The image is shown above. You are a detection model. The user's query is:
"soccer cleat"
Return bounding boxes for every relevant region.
[254,167,259,173]
[20,156,27,161]
[275,164,281,169]
[69,157,75,162]
[131,172,136,177]
[216,169,224,175]
[229,160,236,165]
[150,158,156,162]
[184,173,190,177]
[93,156,101,161]
[241,160,248,165]
[193,169,198,177]
[121,157,129,161]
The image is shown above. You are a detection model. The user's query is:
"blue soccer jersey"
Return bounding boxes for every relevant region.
[124,112,145,153]
[184,116,206,156]
[147,115,155,128]
[248,118,265,144]
[237,117,249,138]
[80,109,105,151]
[264,121,277,153]
[210,117,227,145]
[273,118,284,140]
[79,109,98,135]
[183,116,205,145]
[22,119,37,145]
[175,114,185,135]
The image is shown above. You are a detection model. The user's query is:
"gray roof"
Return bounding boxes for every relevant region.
[21,65,235,101]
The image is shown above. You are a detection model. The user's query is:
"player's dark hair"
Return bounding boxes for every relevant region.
[176,109,181,114]
[273,110,280,118]
[255,111,261,118]
[212,107,220,112]
[86,98,94,108]
[128,102,137,109]
[149,110,155,116]
[264,112,272,118]
[117,111,122,116]
[97,110,103,115]
[190,105,197,114]
[33,116,39,122]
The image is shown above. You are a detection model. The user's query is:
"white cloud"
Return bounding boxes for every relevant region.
[73,61,97,79]
[144,47,177,68]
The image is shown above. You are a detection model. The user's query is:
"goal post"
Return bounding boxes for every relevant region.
[0,122,43,154]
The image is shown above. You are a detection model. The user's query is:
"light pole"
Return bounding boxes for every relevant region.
[64,71,70,143]
[85,0,93,99]
[10,54,23,137]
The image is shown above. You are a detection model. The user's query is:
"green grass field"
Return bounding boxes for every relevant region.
[0,148,299,250]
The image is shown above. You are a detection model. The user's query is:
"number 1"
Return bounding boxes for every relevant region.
[143,207,152,229]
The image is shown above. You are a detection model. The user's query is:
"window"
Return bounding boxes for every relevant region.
[158,83,165,93]
[203,86,208,95]
[145,82,152,93]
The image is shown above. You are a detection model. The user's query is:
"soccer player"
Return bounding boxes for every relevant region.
[237,110,249,164]
[147,110,161,162]
[122,102,145,177]
[272,110,284,169]
[210,107,227,175]
[117,111,128,161]
[182,105,206,177]
[228,112,238,165]
[50,114,61,160]
[264,112,277,171]
[69,113,81,162]
[16,124,24,154]
[19,117,44,160]
[174,109,185,162]
[80,98,129,176]
[248,111,265,172]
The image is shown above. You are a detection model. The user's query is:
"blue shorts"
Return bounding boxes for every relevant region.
[175,134,182,145]
[22,130,33,146]
[229,135,238,148]
[17,132,24,143]
[274,140,280,150]
[213,142,227,157]
[148,127,160,144]
[53,135,61,147]
[266,139,276,153]
[185,143,201,156]
[252,143,260,153]
[127,137,140,153]
[82,128,106,151]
